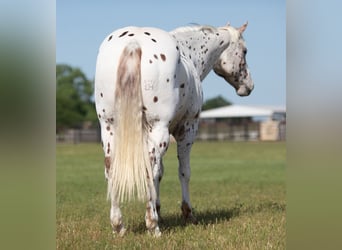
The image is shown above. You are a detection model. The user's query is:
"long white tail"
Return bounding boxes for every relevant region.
[108,42,153,202]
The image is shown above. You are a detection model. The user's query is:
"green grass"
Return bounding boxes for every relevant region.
[57,141,286,249]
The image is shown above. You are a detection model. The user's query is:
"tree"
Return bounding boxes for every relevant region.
[202,95,232,111]
[56,64,97,132]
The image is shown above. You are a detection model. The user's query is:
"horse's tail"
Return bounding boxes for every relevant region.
[108,41,153,202]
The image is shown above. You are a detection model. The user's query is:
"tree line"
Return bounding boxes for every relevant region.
[56,64,97,132]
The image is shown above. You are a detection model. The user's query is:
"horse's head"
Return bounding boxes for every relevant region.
[214,22,254,96]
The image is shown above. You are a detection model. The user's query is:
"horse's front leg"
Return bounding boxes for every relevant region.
[175,120,198,224]
[153,158,164,221]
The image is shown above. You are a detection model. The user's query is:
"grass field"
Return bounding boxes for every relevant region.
[57,141,285,249]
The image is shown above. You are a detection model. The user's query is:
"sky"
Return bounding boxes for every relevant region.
[57,0,285,106]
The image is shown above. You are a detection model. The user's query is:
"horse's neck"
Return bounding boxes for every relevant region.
[171,27,230,81]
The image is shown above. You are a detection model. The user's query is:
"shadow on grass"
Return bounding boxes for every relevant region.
[131,204,242,234]
[131,201,285,234]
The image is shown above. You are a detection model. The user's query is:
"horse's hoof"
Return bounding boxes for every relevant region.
[147,226,161,237]
[188,215,198,225]
[154,227,162,237]
[181,201,198,225]
[118,227,126,237]
[113,224,126,237]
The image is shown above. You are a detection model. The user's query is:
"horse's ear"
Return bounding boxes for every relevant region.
[238,21,248,33]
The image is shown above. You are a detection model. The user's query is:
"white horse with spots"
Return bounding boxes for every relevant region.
[94,22,253,236]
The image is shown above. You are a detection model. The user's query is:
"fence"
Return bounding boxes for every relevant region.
[56,120,285,143]
[56,129,100,143]
[197,119,286,141]
[197,119,260,141]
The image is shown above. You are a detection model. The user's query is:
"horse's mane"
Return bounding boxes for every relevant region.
[170,24,243,43]
[170,24,217,36]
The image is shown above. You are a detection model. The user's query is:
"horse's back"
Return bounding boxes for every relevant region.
[95,26,181,124]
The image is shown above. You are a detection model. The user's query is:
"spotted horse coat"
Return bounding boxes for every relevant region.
[95,23,253,237]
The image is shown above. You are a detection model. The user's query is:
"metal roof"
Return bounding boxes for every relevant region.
[200,105,286,119]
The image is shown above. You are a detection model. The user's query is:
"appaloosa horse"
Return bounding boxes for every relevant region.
[94,22,253,236]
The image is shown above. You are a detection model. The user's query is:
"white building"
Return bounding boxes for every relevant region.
[199,105,286,141]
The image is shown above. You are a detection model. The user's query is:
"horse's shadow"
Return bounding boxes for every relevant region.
[165,205,241,230]
[132,204,242,234]
[131,201,285,234]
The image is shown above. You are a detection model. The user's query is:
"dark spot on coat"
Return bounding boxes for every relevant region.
[160,54,166,61]
[151,38,157,42]
[149,59,153,64]
[104,157,111,171]
[119,31,128,37]
[180,83,185,88]
[128,33,134,36]
[108,35,113,41]
[154,54,158,59]
[106,126,110,131]
[100,93,103,97]
[144,32,151,36]
[153,96,158,102]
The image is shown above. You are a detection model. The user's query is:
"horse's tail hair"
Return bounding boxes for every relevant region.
[107,41,154,202]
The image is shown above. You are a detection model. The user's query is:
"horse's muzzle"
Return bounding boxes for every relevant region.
[237,84,253,96]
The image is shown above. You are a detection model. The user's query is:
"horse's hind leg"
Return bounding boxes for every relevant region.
[106,156,126,235]
[145,125,169,236]
[99,121,126,236]
[106,162,126,236]
[110,198,126,236]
